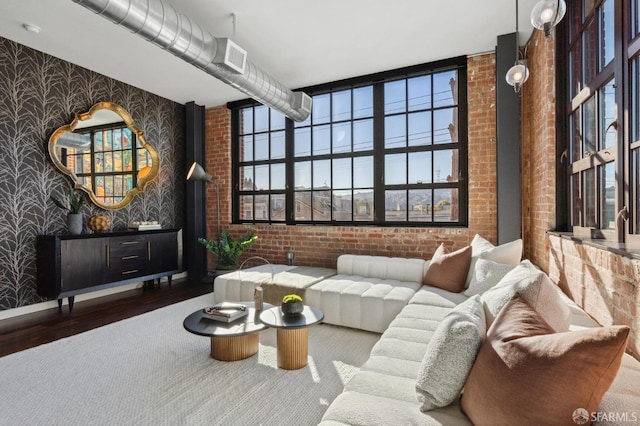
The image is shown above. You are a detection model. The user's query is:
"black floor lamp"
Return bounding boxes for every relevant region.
[186,162,220,240]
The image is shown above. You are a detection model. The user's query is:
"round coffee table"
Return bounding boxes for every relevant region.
[259,305,324,370]
[183,302,273,361]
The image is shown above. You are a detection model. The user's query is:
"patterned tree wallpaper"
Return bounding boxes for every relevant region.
[0,36,185,310]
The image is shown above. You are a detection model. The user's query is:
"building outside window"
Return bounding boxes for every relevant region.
[231,58,468,226]
[563,0,640,246]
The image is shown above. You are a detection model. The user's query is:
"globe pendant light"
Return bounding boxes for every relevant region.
[506,0,530,93]
[506,61,530,92]
[531,0,567,37]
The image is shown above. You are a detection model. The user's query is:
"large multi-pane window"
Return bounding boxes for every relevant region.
[232,58,467,226]
[564,0,640,245]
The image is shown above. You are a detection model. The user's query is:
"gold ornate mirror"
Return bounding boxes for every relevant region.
[48,102,159,210]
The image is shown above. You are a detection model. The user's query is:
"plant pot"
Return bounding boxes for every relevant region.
[67,213,83,235]
[281,301,304,318]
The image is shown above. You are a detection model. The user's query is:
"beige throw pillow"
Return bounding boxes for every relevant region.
[464,258,516,297]
[481,260,571,332]
[465,234,522,287]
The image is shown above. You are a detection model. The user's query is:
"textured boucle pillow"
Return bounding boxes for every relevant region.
[415,295,486,411]
[481,260,571,332]
[465,235,522,287]
[423,244,472,293]
[461,295,629,426]
[464,258,516,297]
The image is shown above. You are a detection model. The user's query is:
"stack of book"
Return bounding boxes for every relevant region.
[202,302,248,323]
[127,221,162,231]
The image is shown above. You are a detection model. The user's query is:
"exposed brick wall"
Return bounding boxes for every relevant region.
[467,54,498,241]
[523,31,639,359]
[203,54,498,270]
[548,235,640,359]
[522,30,557,269]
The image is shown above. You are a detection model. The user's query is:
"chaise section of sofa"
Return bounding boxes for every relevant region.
[305,255,428,333]
[213,264,336,305]
[318,284,471,425]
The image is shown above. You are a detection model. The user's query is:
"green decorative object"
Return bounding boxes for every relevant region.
[198,229,258,270]
[50,185,85,214]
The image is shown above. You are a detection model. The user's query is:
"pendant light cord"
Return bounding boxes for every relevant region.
[515,0,520,62]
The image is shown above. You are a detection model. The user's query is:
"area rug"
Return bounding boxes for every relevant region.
[0,294,380,425]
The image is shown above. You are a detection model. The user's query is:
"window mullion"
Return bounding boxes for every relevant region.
[373,82,385,224]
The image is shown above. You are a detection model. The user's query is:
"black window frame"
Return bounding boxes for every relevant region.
[229,56,468,227]
[559,0,640,248]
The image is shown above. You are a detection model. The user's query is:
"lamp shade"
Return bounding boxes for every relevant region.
[505,61,530,92]
[186,162,213,183]
[530,0,566,36]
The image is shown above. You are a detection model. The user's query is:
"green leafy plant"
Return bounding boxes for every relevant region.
[50,185,85,214]
[282,294,303,304]
[198,229,258,270]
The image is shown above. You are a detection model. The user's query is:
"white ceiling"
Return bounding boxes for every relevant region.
[0,0,539,108]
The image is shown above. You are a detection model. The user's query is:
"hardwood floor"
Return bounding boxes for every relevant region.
[0,278,212,358]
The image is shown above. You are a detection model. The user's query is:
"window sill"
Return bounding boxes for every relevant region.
[547,231,640,260]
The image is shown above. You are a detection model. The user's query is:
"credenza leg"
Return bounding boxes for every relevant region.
[57,299,63,313]
[68,296,75,313]
[168,275,172,287]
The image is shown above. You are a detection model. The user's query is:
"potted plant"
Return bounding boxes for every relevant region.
[50,185,86,235]
[281,294,304,318]
[198,229,258,270]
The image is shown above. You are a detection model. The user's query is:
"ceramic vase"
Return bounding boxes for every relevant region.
[67,213,83,235]
[281,300,303,317]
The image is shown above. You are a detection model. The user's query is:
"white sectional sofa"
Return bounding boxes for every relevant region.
[214,241,640,425]
[315,254,640,426]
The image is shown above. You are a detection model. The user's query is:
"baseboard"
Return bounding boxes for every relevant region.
[0,272,187,320]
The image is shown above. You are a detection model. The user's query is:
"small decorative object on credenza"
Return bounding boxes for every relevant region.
[281,294,304,318]
[128,220,161,231]
[202,302,248,323]
[88,214,111,232]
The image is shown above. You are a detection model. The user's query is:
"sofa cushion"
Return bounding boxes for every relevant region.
[461,295,629,426]
[423,244,472,292]
[415,295,486,411]
[481,260,571,332]
[320,391,471,426]
[465,235,522,287]
[213,264,294,303]
[464,258,516,297]
[408,285,469,307]
[337,254,427,283]
[305,274,422,333]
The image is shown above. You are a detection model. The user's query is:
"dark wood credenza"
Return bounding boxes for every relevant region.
[37,228,181,312]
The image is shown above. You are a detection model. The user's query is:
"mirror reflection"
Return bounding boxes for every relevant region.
[48,102,159,210]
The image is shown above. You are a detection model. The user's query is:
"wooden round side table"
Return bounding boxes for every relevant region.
[259,305,324,370]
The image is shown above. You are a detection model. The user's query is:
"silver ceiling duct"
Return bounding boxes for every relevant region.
[57,133,92,149]
[72,0,312,122]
